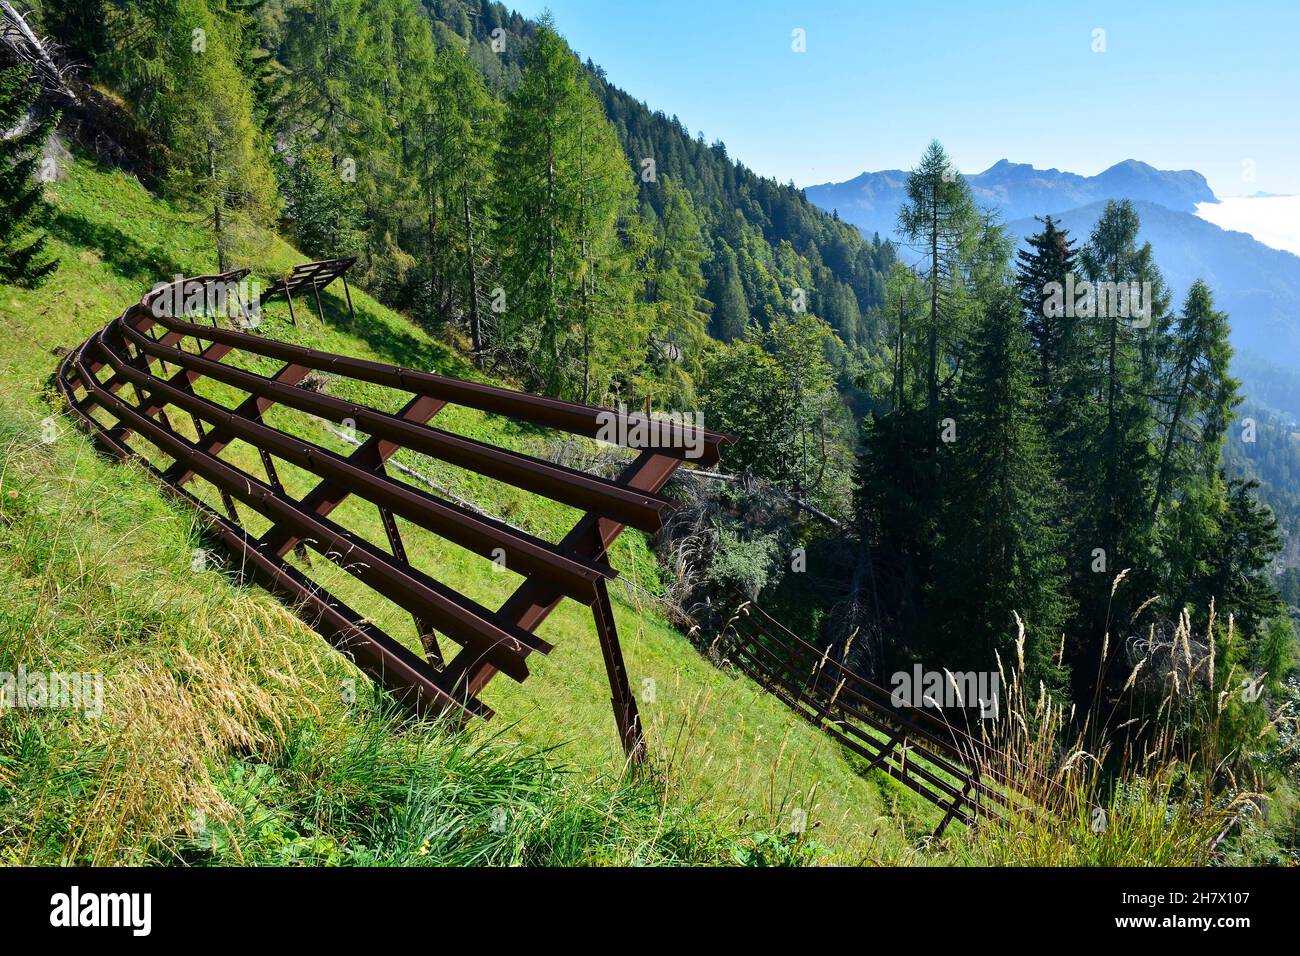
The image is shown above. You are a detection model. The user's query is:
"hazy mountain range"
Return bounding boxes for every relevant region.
[808,159,1217,231]
[806,159,1300,419]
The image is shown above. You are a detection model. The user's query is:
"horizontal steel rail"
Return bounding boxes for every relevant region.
[142,308,732,466]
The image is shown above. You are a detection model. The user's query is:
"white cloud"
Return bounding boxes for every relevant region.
[1196,196,1300,257]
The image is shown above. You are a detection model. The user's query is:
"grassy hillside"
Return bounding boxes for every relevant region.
[0,152,945,864]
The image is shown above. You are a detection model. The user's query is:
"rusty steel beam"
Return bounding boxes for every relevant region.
[120,319,678,533]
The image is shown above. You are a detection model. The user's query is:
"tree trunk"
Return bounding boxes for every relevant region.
[1151,348,1196,518]
[928,192,939,435]
[462,180,483,361]
[209,140,225,273]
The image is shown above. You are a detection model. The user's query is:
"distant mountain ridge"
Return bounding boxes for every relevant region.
[805,158,1300,381]
[807,159,1218,240]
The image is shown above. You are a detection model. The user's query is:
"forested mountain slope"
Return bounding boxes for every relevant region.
[418,0,896,348]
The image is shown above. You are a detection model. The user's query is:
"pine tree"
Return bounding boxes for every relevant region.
[880,261,925,409]
[0,65,58,287]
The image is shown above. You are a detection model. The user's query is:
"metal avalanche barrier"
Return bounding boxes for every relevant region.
[717,597,1062,835]
[56,272,730,762]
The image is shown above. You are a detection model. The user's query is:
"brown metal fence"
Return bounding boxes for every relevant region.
[56,271,730,761]
[717,597,1063,835]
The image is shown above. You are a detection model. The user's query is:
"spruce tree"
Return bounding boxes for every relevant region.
[931,283,1067,682]
[1073,202,1158,560]
[1058,200,1163,696]
[1015,215,1078,394]
[0,65,58,287]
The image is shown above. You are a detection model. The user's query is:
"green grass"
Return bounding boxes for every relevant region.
[0,154,948,864]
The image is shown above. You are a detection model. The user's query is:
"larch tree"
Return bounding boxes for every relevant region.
[896,140,976,436]
[422,40,499,353]
[156,0,279,270]
[492,21,635,400]
[642,175,710,405]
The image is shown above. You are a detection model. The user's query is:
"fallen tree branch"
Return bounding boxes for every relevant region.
[0,2,78,103]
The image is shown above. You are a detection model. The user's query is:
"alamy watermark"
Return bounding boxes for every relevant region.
[1,665,103,718]
[49,886,151,936]
[1041,275,1153,328]
[595,404,707,460]
[890,665,999,719]
[150,274,263,327]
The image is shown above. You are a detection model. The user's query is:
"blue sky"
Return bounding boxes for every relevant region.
[509,0,1300,197]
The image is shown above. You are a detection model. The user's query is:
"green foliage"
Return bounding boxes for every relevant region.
[491,21,638,401]
[1223,403,1300,565]
[175,721,741,866]
[897,139,979,425]
[1015,214,1078,396]
[706,525,780,595]
[97,0,279,269]
[640,176,711,405]
[856,148,1289,731]
[931,283,1068,681]
[732,829,831,867]
[276,137,364,259]
[417,40,499,344]
[702,314,855,516]
[0,66,58,286]
[705,246,748,341]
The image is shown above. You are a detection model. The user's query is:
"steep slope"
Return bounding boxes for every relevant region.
[0,154,942,862]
